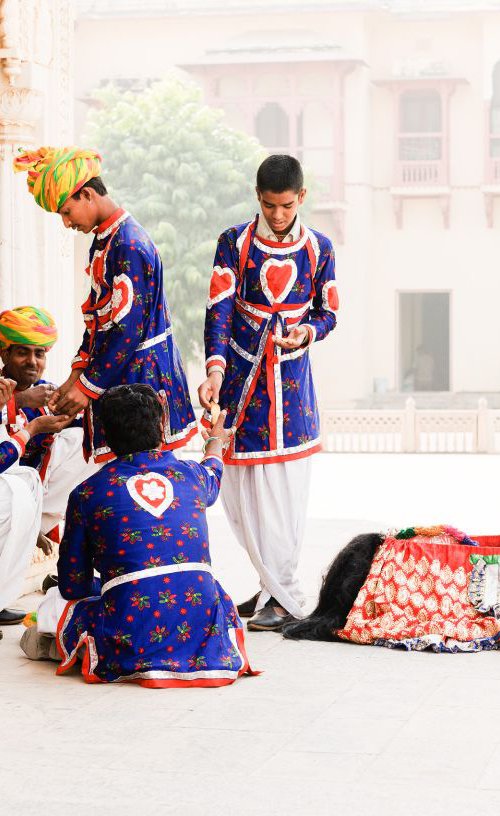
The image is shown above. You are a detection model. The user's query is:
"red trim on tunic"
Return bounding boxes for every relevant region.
[164,424,198,451]
[56,601,258,688]
[10,430,28,456]
[265,333,278,451]
[238,222,255,287]
[75,378,100,400]
[254,228,305,250]
[94,208,126,236]
[224,442,322,467]
[6,395,17,425]
[93,450,116,464]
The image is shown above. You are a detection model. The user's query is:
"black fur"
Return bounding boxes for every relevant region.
[282,533,383,642]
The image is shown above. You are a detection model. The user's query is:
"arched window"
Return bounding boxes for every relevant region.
[398,90,442,161]
[255,103,289,149]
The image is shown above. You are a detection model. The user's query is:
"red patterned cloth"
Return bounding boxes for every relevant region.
[337,533,500,652]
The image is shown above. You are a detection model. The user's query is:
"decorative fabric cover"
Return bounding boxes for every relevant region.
[337,529,500,653]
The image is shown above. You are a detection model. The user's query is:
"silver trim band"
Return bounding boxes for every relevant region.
[101,561,214,595]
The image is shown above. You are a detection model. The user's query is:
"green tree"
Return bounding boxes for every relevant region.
[85,73,266,362]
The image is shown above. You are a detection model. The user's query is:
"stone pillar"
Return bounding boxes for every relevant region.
[0,0,75,383]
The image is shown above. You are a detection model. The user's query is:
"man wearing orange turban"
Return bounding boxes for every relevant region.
[13,146,102,214]
[0,307,99,615]
[0,307,75,631]
[14,146,196,464]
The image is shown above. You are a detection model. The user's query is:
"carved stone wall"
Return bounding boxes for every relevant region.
[0,0,75,383]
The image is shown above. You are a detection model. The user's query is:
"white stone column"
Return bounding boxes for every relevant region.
[0,0,75,384]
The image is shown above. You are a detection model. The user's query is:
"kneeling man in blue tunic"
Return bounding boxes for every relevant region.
[21,384,255,688]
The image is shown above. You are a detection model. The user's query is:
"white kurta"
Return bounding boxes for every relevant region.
[0,460,42,610]
[40,427,100,535]
[221,458,311,618]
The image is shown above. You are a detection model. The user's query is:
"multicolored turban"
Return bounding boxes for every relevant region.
[13,146,102,213]
[0,307,58,349]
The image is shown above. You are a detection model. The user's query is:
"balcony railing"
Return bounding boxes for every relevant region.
[321,399,500,454]
[395,134,446,188]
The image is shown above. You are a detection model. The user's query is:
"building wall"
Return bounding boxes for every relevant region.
[73,3,500,406]
[0,0,75,383]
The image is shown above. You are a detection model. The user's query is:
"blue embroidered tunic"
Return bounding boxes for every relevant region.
[204,216,338,465]
[55,449,252,687]
[72,209,197,462]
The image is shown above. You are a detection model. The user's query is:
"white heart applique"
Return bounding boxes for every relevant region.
[126,472,174,518]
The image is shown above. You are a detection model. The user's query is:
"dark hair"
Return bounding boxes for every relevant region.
[256,154,304,194]
[100,384,163,456]
[282,533,383,642]
[72,176,108,198]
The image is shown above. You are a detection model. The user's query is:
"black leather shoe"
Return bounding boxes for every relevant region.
[0,608,25,625]
[237,593,260,618]
[42,573,58,593]
[247,600,294,632]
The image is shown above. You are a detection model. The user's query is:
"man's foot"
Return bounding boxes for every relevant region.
[0,608,25,626]
[237,593,260,618]
[42,573,58,593]
[247,597,295,632]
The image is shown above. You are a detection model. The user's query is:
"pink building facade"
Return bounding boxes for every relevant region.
[74,0,500,407]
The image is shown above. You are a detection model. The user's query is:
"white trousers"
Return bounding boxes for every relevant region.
[36,586,68,636]
[0,463,42,610]
[221,458,311,618]
[40,428,100,535]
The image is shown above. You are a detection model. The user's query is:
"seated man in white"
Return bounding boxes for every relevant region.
[0,306,99,554]
[0,376,68,633]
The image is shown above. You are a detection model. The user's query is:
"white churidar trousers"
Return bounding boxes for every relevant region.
[221,458,311,618]
[0,462,42,610]
[37,586,68,636]
[40,427,100,535]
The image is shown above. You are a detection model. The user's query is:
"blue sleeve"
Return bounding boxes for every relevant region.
[191,456,223,507]
[0,439,22,473]
[203,230,239,377]
[57,488,94,600]
[303,238,338,343]
[76,241,156,398]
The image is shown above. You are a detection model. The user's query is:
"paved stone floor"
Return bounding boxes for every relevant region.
[2,453,500,815]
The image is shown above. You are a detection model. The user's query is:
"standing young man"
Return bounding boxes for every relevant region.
[14,146,196,464]
[198,154,339,631]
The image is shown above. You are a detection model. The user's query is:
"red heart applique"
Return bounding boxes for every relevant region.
[322,281,339,313]
[208,266,236,307]
[260,258,297,304]
[111,273,134,323]
[126,472,174,518]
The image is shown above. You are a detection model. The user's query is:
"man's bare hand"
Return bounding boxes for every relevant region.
[198,371,223,410]
[15,383,57,410]
[0,377,16,410]
[272,325,310,350]
[200,409,234,452]
[50,385,89,416]
[36,531,54,557]
[47,370,81,413]
[26,414,71,437]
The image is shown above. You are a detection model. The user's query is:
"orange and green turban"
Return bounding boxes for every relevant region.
[0,307,58,350]
[13,146,102,213]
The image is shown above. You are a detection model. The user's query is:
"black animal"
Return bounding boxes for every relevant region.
[282,533,383,641]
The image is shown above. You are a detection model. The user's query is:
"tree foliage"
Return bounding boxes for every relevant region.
[85,73,266,362]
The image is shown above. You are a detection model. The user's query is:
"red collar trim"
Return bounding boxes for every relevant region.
[254,227,304,249]
[94,208,126,237]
